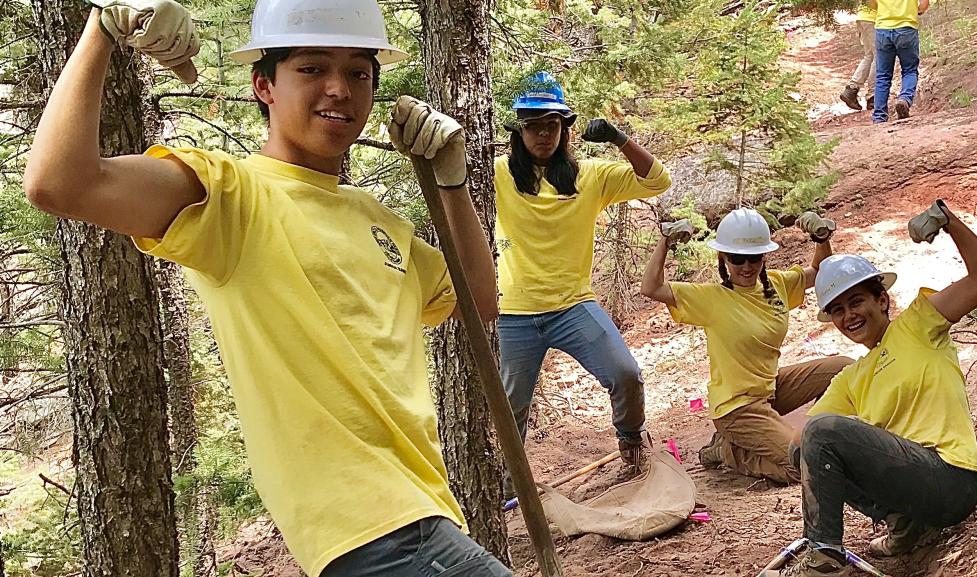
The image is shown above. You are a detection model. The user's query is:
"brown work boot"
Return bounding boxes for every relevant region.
[868,513,941,557]
[840,84,862,111]
[619,437,644,476]
[698,431,724,469]
[894,98,911,119]
[760,547,851,577]
[866,93,874,110]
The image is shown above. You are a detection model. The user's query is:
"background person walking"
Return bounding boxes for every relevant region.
[870,0,930,122]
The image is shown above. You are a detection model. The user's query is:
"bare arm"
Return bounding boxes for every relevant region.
[23,9,203,239]
[803,239,833,289]
[619,138,656,179]
[928,205,977,323]
[443,187,499,323]
[640,235,676,307]
[868,0,878,8]
[919,0,929,14]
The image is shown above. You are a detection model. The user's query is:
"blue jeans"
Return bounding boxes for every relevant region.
[499,301,645,442]
[321,517,512,577]
[873,27,920,123]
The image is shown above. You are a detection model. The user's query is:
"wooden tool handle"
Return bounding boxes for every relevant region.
[409,155,564,577]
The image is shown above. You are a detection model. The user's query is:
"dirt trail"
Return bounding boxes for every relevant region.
[508,14,977,577]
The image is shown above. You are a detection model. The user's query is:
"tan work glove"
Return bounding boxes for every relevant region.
[661,219,694,248]
[908,199,949,244]
[796,211,836,243]
[90,0,199,84]
[389,96,467,189]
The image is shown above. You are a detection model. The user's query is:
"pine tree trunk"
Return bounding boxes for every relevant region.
[416,0,509,563]
[29,3,178,576]
[158,261,204,573]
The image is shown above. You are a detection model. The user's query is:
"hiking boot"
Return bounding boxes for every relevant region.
[894,98,911,119]
[698,431,725,469]
[619,437,644,476]
[840,84,862,111]
[760,547,851,577]
[868,513,942,557]
[866,93,874,110]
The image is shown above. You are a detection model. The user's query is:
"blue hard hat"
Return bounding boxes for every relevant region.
[512,71,576,124]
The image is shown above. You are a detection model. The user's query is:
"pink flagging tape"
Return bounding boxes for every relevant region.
[666,438,682,464]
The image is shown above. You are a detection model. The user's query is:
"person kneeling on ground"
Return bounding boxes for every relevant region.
[642,208,852,485]
[762,200,977,577]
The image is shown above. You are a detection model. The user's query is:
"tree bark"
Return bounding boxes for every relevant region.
[417,0,509,563]
[158,261,209,574]
[29,3,178,576]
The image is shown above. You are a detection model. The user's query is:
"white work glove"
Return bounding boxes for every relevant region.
[796,211,836,243]
[389,96,468,189]
[90,0,200,84]
[908,199,949,244]
[661,219,694,248]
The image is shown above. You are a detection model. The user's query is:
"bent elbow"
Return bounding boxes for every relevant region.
[23,178,67,216]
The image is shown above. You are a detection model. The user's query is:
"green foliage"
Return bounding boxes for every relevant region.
[1,458,80,577]
[668,195,717,281]
[951,87,973,108]
[790,0,860,23]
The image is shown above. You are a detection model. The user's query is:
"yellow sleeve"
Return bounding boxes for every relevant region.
[809,370,856,417]
[779,265,807,310]
[410,236,457,327]
[590,158,672,208]
[666,282,718,327]
[898,289,953,349]
[132,145,255,285]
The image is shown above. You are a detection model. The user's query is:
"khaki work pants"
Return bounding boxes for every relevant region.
[850,19,877,89]
[713,356,853,484]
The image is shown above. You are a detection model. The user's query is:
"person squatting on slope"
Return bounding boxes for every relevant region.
[23,0,513,575]
[495,72,672,490]
[839,1,877,111]
[761,200,977,577]
[870,0,929,122]
[642,208,852,484]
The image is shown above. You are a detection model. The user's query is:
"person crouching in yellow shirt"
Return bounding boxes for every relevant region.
[641,208,852,484]
[763,201,977,577]
[495,72,672,491]
[22,0,510,575]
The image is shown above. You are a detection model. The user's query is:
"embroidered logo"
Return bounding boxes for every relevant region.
[874,348,895,375]
[497,237,513,254]
[372,226,405,273]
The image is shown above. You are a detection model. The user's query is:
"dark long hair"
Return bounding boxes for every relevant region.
[718,256,776,300]
[508,125,579,197]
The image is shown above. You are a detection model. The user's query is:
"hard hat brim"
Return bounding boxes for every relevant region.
[706,239,780,255]
[817,272,897,322]
[512,108,578,126]
[228,36,410,67]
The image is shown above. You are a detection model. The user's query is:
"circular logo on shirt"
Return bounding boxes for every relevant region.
[372,226,403,265]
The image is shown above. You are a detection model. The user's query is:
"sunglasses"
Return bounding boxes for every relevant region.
[726,253,764,265]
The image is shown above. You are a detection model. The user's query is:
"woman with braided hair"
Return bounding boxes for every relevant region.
[641,208,852,483]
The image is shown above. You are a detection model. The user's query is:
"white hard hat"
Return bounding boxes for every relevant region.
[814,254,897,321]
[706,208,780,255]
[229,0,410,66]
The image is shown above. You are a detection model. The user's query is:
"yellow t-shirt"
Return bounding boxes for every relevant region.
[810,290,977,472]
[875,0,920,29]
[495,156,671,314]
[856,3,878,22]
[134,146,464,576]
[667,266,806,418]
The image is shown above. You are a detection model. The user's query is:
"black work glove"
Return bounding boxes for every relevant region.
[582,119,628,146]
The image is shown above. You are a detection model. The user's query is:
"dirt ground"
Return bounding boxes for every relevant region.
[222,7,977,577]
